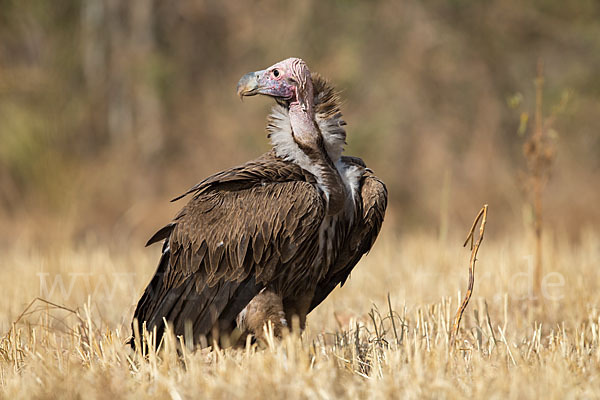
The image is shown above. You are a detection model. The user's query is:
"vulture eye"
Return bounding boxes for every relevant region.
[272,69,280,78]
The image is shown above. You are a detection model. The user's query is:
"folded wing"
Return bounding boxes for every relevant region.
[132,154,326,345]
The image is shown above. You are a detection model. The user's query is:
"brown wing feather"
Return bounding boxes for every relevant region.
[309,165,387,312]
[171,151,314,202]
[132,153,326,346]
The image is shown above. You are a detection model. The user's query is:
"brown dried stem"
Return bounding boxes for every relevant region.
[450,204,488,345]
[528,59,547,298]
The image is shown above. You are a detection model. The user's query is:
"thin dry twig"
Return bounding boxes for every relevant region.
[484,299,497,345]
[450,204,488,345]
[387,293,400,346]
[3,297,83,338]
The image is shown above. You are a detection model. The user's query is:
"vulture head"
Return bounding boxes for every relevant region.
[237,57,314,111]
[237,57,347,163]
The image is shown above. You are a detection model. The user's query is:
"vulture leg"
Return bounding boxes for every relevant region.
[283,292,315,331]
[236,289,287,343]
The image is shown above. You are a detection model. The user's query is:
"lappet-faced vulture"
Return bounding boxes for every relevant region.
[131,58,387,348]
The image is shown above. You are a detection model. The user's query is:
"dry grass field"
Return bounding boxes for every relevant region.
[1,223,599,399]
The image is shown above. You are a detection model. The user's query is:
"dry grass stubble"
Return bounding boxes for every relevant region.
[1,224,600,398]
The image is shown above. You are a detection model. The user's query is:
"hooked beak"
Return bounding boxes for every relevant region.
[236,70,265,99]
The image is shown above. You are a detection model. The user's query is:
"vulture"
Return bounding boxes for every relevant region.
[131,57,387,348]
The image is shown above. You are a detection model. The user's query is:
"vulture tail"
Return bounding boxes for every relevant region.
[130,245,171,349]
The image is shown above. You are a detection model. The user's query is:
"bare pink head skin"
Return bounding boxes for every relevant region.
[237,57,313,109]
[237,58,317,147]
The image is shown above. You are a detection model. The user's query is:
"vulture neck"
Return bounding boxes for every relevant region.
[289,100,346,215]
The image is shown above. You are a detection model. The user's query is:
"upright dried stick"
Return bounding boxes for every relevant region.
[450,204,488,345]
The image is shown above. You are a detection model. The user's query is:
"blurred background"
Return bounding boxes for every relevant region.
[0,0,598,249]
